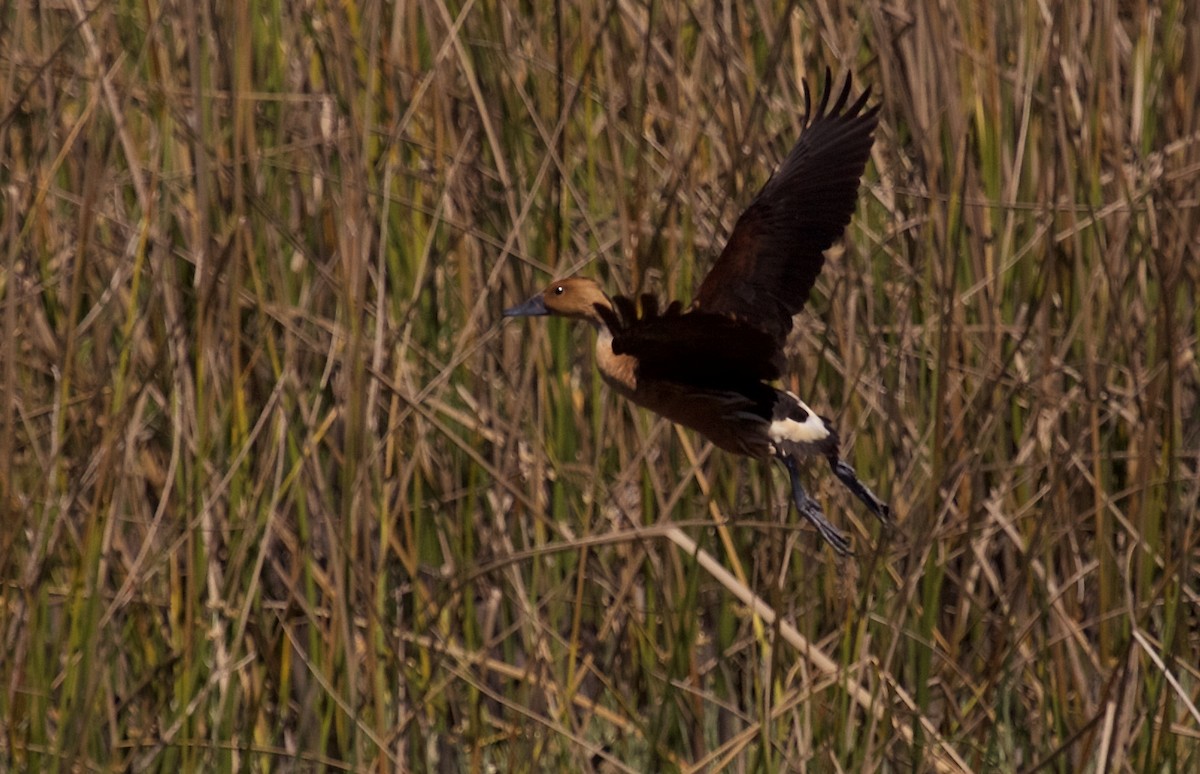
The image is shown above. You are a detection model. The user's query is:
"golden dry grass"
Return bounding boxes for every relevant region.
[2,0,1198,771]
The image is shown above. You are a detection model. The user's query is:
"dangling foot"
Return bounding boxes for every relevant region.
[828,456,891,524]
[780,455,852,555]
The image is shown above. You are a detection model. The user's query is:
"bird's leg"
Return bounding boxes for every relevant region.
[779,454,852,556]
[827,455,891,525]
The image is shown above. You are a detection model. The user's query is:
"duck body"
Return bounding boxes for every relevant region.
[504,72,890,555]
[594,303,832,461]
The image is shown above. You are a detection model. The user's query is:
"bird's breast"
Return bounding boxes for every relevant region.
[594,331,775,457]
[595,330,638,394]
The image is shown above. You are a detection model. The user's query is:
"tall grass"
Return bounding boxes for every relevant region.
[2,0,1198,771]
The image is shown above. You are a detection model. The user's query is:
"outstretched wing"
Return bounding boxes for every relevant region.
[692,70,880,344]
[598,296,782,388]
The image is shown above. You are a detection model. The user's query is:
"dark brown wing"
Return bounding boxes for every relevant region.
[599,296,782,388]
[693,70,880,344]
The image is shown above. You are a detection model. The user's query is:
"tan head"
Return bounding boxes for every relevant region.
[503,277,613,327]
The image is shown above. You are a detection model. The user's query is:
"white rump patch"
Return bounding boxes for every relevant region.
[768,394,830,444]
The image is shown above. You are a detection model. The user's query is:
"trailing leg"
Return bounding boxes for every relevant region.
[827,455,890,524]
[778,454,852,555]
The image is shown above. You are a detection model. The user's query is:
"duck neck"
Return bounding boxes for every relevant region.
[592,317,636,394]
[580,295,616,334]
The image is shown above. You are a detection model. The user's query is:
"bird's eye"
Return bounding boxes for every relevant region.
[554,286,565,295]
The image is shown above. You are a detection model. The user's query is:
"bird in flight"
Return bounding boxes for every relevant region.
[504,71,890,555]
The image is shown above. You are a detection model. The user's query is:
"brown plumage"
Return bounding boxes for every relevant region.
[503,71,889,555]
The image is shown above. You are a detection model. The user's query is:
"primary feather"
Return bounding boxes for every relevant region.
[692,69,880,343]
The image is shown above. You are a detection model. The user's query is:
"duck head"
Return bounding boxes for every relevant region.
[503,277,613,327]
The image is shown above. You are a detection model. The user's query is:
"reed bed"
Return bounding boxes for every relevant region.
[2,0,1198,771]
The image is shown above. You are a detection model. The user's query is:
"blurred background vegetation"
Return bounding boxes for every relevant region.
[2,0,1198,771]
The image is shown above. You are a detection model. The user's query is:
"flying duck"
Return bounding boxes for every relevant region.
[504,71,890,554]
